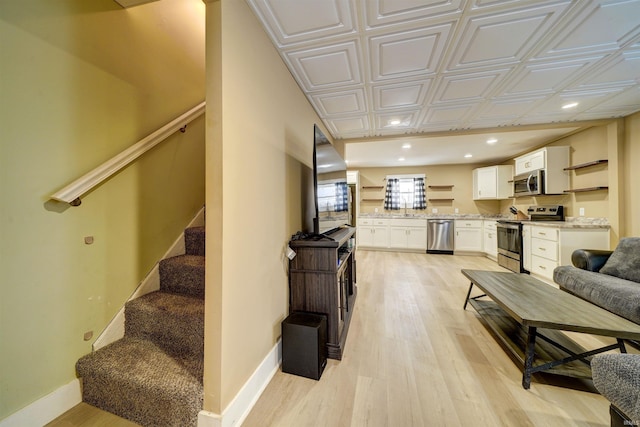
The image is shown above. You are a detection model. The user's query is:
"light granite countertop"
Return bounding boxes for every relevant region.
[521,217,610,229]
[358,213,610,229]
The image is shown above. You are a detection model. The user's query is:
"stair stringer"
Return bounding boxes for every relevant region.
[92,206,205,351]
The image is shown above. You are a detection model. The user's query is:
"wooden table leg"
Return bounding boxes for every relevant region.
[463,282,474,310]
[523,326,537,390]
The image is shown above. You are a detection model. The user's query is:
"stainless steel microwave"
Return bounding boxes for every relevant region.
[513,170,544,197]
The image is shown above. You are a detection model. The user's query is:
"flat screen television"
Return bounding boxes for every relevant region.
[312,124,350,235]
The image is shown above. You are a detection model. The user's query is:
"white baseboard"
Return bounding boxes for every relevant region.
[0,208,207,426]
[198,339,282,427]
[93,207,206,350]
[0,379,81,427]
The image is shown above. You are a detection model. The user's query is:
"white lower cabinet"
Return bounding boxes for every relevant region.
[525,225,609,281]
[483,220,497,259]
[389,218,427,250]
[455,220,483,252]
[358,217,427,251]
[357,218,389,248]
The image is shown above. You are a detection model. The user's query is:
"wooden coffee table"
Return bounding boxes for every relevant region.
[462,269,640,389]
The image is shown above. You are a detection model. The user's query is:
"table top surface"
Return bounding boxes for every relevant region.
[462,269,640,340]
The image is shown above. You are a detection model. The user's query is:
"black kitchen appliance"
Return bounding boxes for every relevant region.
[496,205,564,273]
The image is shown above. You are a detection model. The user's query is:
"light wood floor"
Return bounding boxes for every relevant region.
[242,250,621,427]
[49,251,624,426]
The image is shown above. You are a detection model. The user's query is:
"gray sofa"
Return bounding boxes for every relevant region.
[554,237,640,426]
[554,237,640,324]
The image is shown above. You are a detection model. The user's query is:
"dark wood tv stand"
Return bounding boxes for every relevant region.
[288,226,357,360]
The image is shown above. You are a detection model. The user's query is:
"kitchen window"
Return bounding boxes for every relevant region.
[384,174,426,210]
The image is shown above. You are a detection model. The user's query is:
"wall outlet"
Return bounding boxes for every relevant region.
[579,207,585,216]
[432,208,438,214]
[374,208,378,213]
[454,208,459,214]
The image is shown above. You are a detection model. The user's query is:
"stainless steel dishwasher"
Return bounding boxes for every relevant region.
[427,219,454,254]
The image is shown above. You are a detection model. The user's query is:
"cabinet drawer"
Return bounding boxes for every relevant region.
[531,227,558,241]
[358,218,388,226]
[455,220,482,229]
[530,255,558,279]
[389,218,427,227]
[483,220,497,231]
[531,237,558,261]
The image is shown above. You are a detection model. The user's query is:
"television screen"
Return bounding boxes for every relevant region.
[313,125,349,235]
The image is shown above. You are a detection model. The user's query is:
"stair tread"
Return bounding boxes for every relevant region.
[77,338,202,427]
[125,291,204,356]
[77,337,203,387]
[161,253,205,266]
[159,254,205,298]
[126,291,204,317]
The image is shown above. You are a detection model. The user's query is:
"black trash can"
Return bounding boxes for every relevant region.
[281,312,327,380]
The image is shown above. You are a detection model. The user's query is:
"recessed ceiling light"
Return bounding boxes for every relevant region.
[398,157,405,161]
[487,138,498,144]
[464,153,473,158]
[562,102,579,109]
[402,143,411,149]
[389,119,401,126]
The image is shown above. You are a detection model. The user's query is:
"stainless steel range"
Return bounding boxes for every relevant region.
[496,205,564,273]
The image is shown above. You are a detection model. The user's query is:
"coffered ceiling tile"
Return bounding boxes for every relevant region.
[433,69,510,103]
[363,0,463,28]
[372,80,430,110]
[420,104,475,130]
[374,110,420,132]
[520,88,626,123]
[246,0,356,47]
[587,86,640,112]
[571,51,640,90]
[535,0,640,58]
[472,96,544,122]
[285,41,362,91]
[326,116,371,137]
[499,58,599,96]
[447,2,569,70]
[311,89,366,116]
[369,23,453,81]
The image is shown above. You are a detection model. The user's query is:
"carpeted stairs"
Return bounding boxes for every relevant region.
[76,225,205,427]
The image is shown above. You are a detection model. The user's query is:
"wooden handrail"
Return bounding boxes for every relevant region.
[50,101,205,206]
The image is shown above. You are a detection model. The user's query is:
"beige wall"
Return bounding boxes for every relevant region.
[204,0,328,414]
[355,118,638,248]
[623,112,640,236]
[355,164,502,215]
[0,0,205,419]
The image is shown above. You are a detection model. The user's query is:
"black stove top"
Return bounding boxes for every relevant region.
[499,205,565,224]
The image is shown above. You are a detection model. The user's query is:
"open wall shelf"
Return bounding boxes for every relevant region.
[564,160,608,171]
[564,187,609,193]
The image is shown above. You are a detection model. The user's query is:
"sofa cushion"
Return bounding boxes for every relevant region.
[600,237,640,283]
[554,265,640,324]
[592,354,640,422]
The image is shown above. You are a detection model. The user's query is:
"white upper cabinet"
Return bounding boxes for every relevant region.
[514,146,569,194]
[473,165,513,200]
[515,150,545,175]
